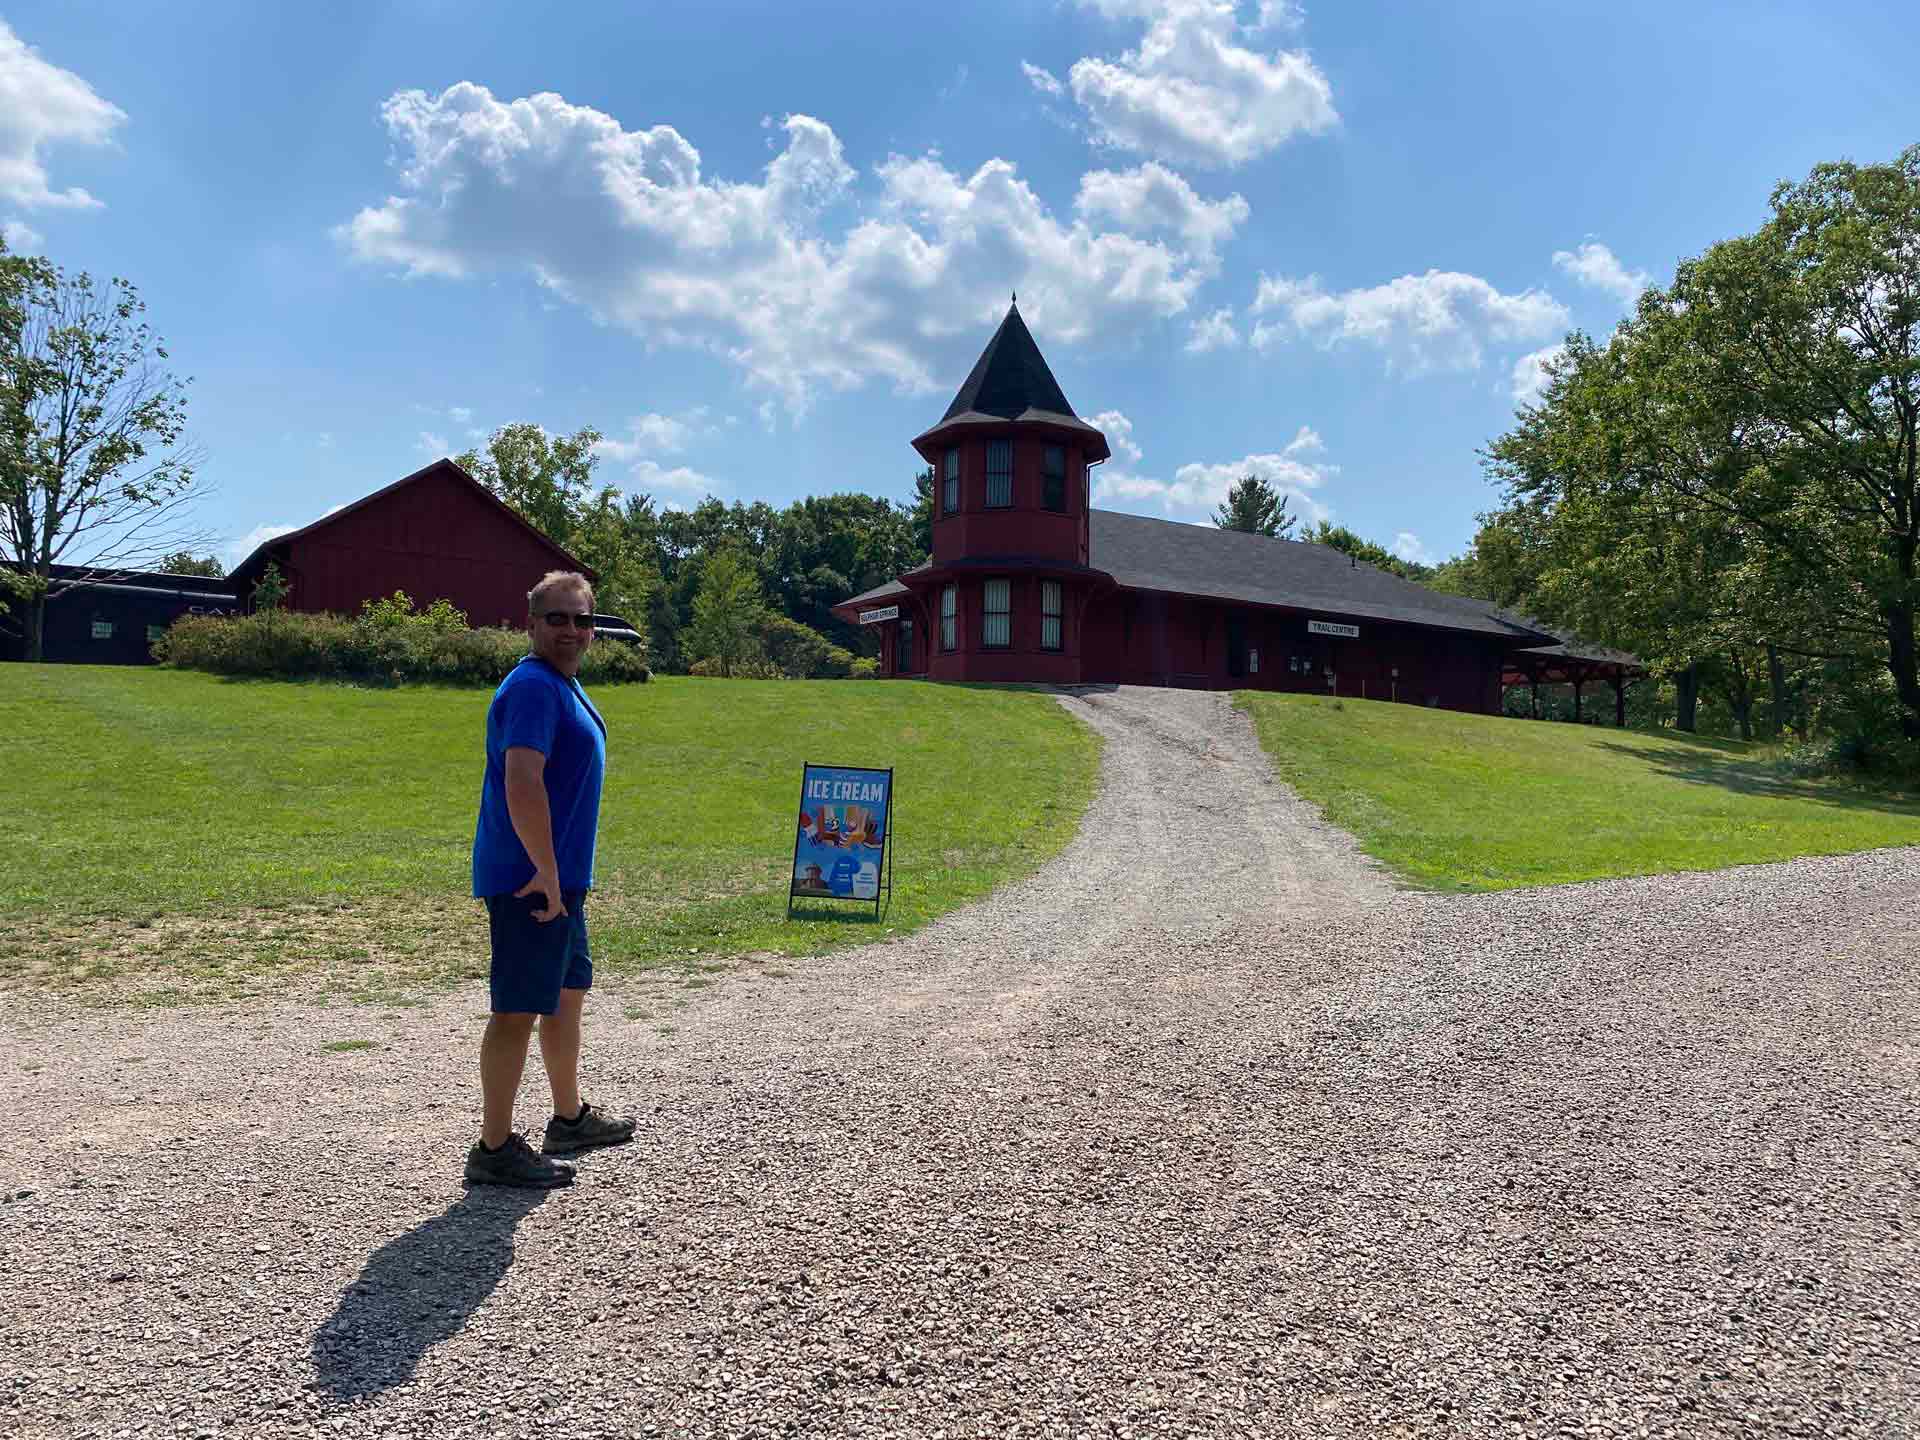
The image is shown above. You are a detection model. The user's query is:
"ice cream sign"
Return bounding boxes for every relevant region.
[787,762,894,918]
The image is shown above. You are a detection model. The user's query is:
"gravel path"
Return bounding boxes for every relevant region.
[2,685,1917,1438]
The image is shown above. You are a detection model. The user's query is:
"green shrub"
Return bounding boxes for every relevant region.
[689,655,783,679]
[850,656,879,679]
[758,612,860,678]
[156,602,650,686]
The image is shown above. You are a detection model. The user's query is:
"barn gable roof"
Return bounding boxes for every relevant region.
[228,458,591,587]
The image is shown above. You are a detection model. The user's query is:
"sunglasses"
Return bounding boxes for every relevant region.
[540,611,595,630]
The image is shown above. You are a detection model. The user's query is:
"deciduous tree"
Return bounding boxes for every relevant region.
[1,245,206,660]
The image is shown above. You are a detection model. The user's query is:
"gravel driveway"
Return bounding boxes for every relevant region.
[2,685,1916,1438]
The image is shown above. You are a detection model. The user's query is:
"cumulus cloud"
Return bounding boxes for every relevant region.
[223,523,298,568]
[1060,0,1337,169]
[339,85,1231,413]
[1250,269,1570,375]
[1021,61,1066,97]
[595,409,711,461]
[1185,306,1240,353]
[1510,343,1565,405]
[2,218,41,251]
[1552,240,1650,309]
[1095,438,1335,525]
[1082,408,1144,464]
[448,405,474,424]
[417,430,448,457]
[625,459,718,496]
[1073,162,1247,263]
[1390,531,1431,564]
[0,19,125,210]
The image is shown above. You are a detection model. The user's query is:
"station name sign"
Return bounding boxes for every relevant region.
[1308,620,1360,638]
[858,605,900,624]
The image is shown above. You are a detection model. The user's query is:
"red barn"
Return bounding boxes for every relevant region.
[227,459,591,626]
[837,302,1640,719]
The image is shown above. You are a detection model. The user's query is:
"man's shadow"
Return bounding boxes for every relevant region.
[311,1186,551,1402]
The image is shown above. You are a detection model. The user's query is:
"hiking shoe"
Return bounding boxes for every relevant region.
[465,1133,575,1189]
[542,1100,637,1156]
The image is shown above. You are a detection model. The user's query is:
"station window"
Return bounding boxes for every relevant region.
[943,448,960,514]
[1042,446,1066,512]
[1040,581,1062,651]
[940,584,957,651]
[983,578,1011,647]
[986,440,1012,508]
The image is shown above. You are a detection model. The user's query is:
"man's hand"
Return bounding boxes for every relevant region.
[514,867,568,923]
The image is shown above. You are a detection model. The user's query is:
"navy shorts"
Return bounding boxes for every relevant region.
[485,889,592,1015]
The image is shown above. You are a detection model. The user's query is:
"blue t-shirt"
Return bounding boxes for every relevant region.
[472,656,608,898]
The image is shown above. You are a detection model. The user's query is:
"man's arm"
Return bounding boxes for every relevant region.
[504,745,566,922]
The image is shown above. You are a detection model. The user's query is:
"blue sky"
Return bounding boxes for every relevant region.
[4,1,1915,570]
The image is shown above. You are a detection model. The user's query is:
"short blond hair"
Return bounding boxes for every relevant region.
[528,570,593,614]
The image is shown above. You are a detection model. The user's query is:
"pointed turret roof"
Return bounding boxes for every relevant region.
[942,299,1076,422]
[915,299,1111,461]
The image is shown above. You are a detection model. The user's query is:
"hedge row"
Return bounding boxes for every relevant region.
[157,609,651,686]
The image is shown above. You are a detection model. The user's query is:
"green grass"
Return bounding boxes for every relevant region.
[1,668,1099,1001]
[1236,692,1920,891]
[321,1039,378,1053]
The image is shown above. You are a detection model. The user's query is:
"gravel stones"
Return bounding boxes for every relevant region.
[0,686,1915,1437]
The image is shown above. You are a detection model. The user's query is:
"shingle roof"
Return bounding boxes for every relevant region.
[1088,511,1555,642]
[840,512,1637,659]
[942,302,1076,423]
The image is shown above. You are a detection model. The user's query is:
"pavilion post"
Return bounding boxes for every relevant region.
[1573,676,1584,722]
[1612,674,1625,727]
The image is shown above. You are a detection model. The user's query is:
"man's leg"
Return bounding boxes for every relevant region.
[480,1012,539,1148]
[538,987,585,1122]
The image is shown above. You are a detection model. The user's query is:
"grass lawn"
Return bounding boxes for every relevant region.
[0,668,1100,1003]
[1236,692,1920,891]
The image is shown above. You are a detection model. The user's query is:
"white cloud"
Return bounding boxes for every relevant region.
[1283,423,1322,454]
[595,409,709,462]
[317,432,334,450]
[417,430,448,457]
[2,218,41,251]
[0,19,125,210]
[223,523,298,567]
[1186,305,1240,352]
[1510,343,1565,405]
[340,85,1228,414]
[1390,531,1431,564]
[1254,0,1305,29]
[1082,408,1144,464]
[1552,240,1650,309]
[1061,0,1337,169]
[1250,269,1571,375]
[626,459,718,496]
[1073,162,1247,263]
[1095,442,1334,525]
[1021,61,1065,97]
[448,405,474,424]
[938,63,970,100]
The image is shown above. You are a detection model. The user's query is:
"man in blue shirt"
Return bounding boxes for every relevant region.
[467,570,636,1188]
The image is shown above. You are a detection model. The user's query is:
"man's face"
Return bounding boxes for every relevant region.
[528,585,595,674]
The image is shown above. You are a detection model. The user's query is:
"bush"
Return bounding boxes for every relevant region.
[156,599,650,686]
[689,655,783,679]
[850,656,879,679]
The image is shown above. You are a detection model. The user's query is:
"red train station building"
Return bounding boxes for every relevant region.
[837,302,1640,720]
